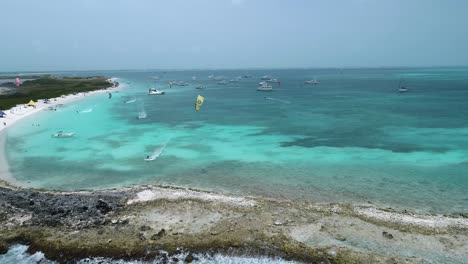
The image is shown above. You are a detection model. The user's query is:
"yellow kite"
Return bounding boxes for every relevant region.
[27,100,36,106]
[195,95,204,111]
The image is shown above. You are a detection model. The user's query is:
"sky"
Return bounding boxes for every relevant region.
[1,0,468,71]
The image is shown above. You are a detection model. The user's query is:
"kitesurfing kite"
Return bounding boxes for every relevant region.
[195,95,204,111]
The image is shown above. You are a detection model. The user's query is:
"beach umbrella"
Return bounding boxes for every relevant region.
[27,100,36,107]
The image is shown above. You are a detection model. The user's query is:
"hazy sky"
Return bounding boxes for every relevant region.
[1,0,468,71]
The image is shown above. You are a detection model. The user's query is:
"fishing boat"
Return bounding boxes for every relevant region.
[304,78,319,85]
[148,88,165,95]
[52,131,74,138]
[257,82,273,91]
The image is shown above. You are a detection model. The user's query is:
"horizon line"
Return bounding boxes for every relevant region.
[1,65,468,74]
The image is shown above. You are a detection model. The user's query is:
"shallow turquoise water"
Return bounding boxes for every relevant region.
[4,68,468,213]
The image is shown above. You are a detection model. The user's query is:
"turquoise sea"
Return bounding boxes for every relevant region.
[4,68,468,214]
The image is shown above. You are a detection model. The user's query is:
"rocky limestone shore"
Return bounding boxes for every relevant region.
[1,184,467,263]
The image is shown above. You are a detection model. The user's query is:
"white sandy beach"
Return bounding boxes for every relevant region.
[0,79,121,185]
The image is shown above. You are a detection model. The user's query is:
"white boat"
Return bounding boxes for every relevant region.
[261,75,272,80]
[151,76,160,80]
[266,78,279,83]
[218,80,228,85]
[173,81,189,86]
[304,78,319,85]
[257,82,273,91]
[214,76,225,81]
[208,75,214,79]
[52,131,74,138]
[228,79,238,83]
[398,80,408,92]
[195,85,204,89]
[148,88,165,95]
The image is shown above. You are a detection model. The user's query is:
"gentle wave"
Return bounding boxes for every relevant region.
[0,245,301,264]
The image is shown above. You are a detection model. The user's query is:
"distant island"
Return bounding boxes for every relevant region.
[0,76,115,110]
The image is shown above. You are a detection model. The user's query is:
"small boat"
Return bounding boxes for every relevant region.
[208,75,215,79]
[398,80,408,93]
[218,80,228,85]
[148,88,165,95]
[228,79,238,83]
[257,82,273,91]
[261,75,272,80]
[173,81,189,86]
[266,78,279,83]
[192,76,197,81]
[52,131,74,138]
[195,85,204,90]
[243,75,252,78]
[214,76,225,81]
[304,78,319,85]
[151,76,160,80]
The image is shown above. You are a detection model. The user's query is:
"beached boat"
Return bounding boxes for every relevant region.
[257,82,273,91]
[52,131,74,138]
[148,88,165,95]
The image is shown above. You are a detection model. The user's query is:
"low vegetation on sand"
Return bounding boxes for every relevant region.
[0,76,112,110]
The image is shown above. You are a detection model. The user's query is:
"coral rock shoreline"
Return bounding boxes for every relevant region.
[1,184,467,263]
